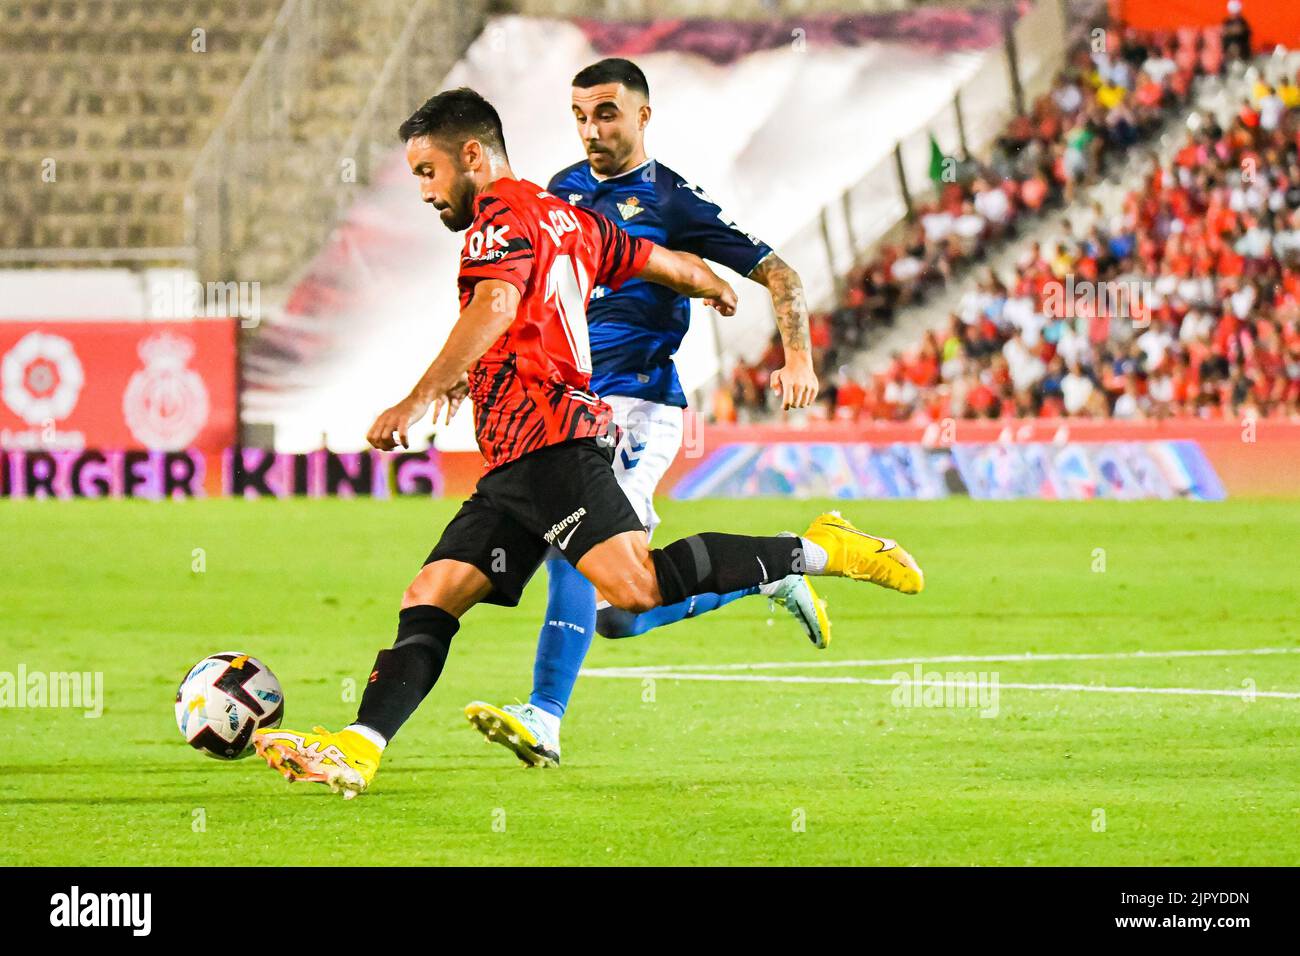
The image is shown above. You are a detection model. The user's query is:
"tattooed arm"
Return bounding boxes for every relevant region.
[748,251,819,409]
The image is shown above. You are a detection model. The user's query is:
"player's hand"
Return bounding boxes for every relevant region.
[367,394,431,451]
[705,282,737,316]
[771,360,819,410]
[432,375,470,426]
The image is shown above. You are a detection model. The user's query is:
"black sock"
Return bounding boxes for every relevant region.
[354,605,458,742]
[651,533,801,606]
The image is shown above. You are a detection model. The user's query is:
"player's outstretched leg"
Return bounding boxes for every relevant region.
[255,559,491,798]
[596,574,831,649]
[596,586,756,636]
[464,511,916,770]
[581,511,922,619]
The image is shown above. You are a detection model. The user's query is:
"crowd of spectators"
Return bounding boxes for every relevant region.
[719,21,1300,424]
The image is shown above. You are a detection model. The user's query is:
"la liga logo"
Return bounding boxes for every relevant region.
[1,329,211,452]
[1,331,84,425]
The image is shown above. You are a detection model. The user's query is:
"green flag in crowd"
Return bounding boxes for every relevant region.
[928,132,947,185]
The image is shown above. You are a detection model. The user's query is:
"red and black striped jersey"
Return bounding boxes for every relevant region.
[457,177,653,471]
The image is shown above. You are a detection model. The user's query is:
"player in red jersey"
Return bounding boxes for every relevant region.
[417,173,665,471]
[254,89,924,797]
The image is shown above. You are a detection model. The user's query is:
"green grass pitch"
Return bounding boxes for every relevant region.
[2,496,1298,866]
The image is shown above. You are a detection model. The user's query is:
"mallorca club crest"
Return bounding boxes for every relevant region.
[122,332,210,450]
[1,331,85,424]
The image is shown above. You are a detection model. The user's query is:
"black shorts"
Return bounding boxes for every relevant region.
[424,437,644,607]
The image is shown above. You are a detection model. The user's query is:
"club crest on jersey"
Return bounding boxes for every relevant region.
[616,195,645,221]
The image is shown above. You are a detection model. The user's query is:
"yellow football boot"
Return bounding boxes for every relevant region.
[802,511,924,594]
[254,726,381,799]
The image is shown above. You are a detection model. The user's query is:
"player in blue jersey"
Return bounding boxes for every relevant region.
[464,59,832,766]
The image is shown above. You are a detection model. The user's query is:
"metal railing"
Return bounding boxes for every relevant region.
[184,0,487,286]
[757,0,1066,315]
[338,0,435,188]
[696,0,1072,402]
[0,247,196,265]
[806,0,1069,306]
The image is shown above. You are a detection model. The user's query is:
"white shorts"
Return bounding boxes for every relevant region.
[606,394,683,542]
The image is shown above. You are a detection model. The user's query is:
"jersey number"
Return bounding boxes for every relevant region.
[546,254,592,374]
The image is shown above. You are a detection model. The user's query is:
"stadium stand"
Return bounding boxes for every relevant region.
[0,0,279,260]
[726,22,1300,424]
[25,2,1286,440]
[187,0,485,285]
[240,6,1036,451]
[1,0,486,283]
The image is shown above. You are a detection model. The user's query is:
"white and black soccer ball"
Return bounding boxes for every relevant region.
[175,652,284,759]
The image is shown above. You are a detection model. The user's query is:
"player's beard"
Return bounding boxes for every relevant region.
[586,143,622,176]
[439,173,477,232]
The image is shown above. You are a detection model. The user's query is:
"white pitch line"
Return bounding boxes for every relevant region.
[578,670,1300,700]
[582,646,1300,675]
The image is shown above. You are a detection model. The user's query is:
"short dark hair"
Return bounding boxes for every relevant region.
[397,87,508,157]
[572,57,649,99]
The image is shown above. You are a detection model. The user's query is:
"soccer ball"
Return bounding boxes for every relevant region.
[175,652,284,759]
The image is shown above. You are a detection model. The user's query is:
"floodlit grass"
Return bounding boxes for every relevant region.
[2,497,1297,865]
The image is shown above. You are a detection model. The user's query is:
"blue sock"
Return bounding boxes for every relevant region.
[529,556,597,719]
[597,586,759,639]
